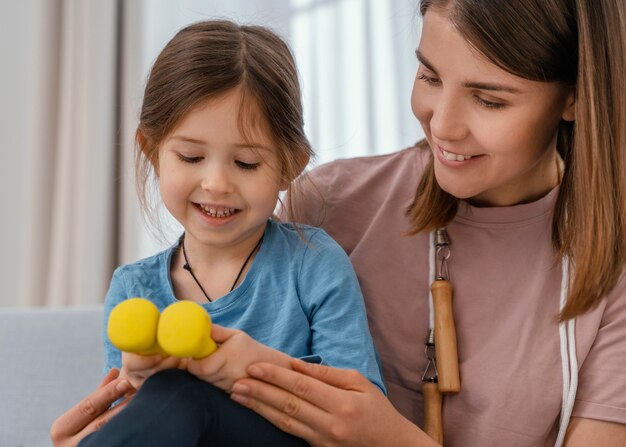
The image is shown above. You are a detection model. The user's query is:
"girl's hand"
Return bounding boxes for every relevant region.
[120,351,184,390]
[229,360,439,447]
[50,368,135,447]
[187,324,292,393]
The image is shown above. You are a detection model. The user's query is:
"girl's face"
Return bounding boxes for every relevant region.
[157,88,285,252]
[411,8,575,206]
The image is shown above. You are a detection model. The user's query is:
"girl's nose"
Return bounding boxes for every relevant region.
[200,165,235,194]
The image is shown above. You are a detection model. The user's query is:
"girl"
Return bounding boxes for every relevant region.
[78,19,384,447]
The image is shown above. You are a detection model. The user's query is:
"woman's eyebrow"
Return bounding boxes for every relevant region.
[415,49,438,74]
[416,49,521,94]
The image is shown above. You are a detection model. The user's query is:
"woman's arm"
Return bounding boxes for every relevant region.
[50,368,135,447]
[231,359,439,447]
[564,418,626,446]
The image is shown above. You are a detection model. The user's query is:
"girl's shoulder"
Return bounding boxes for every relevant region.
[113,243,177,280]
[266,220,342,256]
[268,219,330,243]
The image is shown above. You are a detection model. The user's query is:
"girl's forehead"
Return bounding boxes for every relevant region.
[164,89,276,151]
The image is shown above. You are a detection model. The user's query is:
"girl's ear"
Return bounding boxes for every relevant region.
[280,152,311,191]
[561,89,576,122]
[136,130,160,176]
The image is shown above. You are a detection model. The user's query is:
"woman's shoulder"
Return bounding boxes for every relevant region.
[311,143,429,187]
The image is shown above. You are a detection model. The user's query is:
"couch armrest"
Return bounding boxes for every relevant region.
[0,306,104,447]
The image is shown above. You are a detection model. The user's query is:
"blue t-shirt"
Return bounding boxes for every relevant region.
[103,220,385,393]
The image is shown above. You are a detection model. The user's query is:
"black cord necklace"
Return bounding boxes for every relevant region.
[180,233,264,302]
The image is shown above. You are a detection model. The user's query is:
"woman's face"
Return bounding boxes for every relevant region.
[411,7,575,206]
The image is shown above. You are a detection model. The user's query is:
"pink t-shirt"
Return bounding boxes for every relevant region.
[290,145,626,446]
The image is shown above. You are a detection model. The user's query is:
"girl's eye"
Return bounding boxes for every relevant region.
[417,72,441,86]
[235,160,260,170]
[473,96,506,110]
[178,154,203,164]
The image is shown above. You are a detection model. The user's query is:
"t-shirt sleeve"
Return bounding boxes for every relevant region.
[296,229,386,394]
[573,276,626,424]
[102,267,128,375]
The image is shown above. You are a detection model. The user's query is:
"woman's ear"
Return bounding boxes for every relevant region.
[136,130,160,176]
[561,89,576,122]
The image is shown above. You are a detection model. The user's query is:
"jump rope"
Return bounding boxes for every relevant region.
[422,229,577,447]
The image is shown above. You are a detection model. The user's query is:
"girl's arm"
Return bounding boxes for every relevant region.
[230,360,438,447]
[186,324,296,392]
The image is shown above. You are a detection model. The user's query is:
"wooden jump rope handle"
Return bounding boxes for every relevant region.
[422,381,444,445]
[431,280,461,393]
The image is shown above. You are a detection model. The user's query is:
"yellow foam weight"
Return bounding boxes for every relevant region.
[157,301,217,359]
[107,297,165,356]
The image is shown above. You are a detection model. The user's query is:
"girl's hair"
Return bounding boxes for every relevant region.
[135,20,312,235]
[409,0,626,320]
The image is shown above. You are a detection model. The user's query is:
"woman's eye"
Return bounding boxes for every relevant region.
[417,72,441,86]
[178,154,203,164]
[235,160,260,170]
[473,96,506,110]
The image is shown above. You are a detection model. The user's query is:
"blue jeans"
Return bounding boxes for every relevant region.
[79,368,308,447]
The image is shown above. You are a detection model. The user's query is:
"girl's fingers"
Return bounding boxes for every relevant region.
[210,324,240,343]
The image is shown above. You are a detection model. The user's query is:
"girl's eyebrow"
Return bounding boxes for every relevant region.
[167,135,205,145]
[233,143,272,151]
[416,49,522,94]
[167,134,271,151]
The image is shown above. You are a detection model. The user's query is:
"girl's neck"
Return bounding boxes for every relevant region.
[180,225,266,268]
[170,224,266,303]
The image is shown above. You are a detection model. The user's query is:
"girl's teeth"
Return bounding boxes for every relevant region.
[443,150,473,161]
[199,205,236,217]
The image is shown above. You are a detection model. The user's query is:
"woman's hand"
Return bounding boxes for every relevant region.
[50,368,135,447]
[230,360,438,447]
[187,324,293,393]
[120,351,184,390]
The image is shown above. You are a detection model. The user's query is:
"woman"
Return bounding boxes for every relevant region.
[52,0,626,445]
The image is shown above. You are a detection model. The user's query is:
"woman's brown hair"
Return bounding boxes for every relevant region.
[136,20,312,235]
[409,0,626,320]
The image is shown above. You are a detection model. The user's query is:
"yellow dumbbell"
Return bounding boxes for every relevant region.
[107,297,166,356]
[157,301,218,359]
[107,298,217,359]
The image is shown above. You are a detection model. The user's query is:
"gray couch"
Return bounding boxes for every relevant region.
[0,306,104,447]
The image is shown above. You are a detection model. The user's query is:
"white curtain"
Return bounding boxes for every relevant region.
[19,0,138,306]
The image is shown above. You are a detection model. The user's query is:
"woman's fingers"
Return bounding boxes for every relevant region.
[81,394,133,434]
[232,382,324,442]
[240,361,372,411]
[50,374,133,441]
[290,359,374,391]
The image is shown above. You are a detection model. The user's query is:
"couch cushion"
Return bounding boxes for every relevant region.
[0,306,104,447]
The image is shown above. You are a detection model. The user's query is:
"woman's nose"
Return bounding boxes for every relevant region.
[429,93,468,142]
